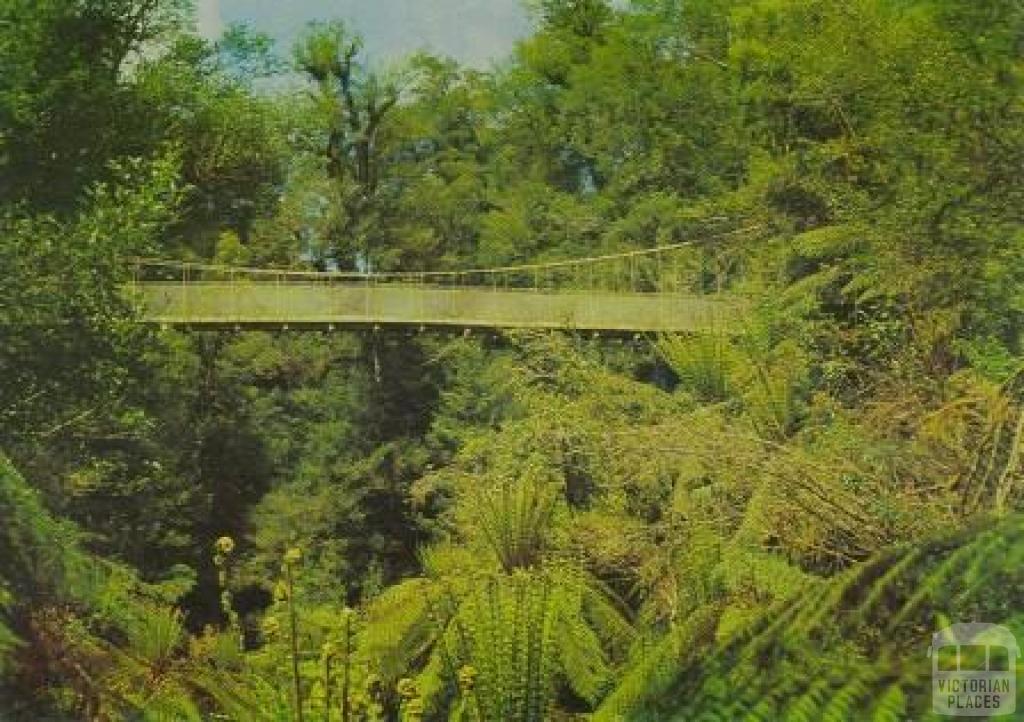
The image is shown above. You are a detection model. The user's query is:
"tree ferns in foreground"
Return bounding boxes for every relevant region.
[598,516,1024,721]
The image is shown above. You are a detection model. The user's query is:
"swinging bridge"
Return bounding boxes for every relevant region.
[132,233,751,333]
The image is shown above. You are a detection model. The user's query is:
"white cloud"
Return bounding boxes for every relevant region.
[197,0,226,39]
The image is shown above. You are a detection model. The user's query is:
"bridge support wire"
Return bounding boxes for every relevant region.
[129,226,758,331]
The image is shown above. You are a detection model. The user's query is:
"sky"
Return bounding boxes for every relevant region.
[195,0,533,68]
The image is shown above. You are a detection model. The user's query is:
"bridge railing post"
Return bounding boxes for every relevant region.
[419,273,425,322]
[275,271,281,324]
[182,262,190,320]
[363,271,370,322]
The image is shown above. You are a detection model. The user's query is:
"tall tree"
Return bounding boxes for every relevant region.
[293,21,407,270]
[0,0,188,210]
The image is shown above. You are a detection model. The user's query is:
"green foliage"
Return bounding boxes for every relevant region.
[0,454,207,720]
[0,0,189,209]
[604,516,1024,720]
[658,332,736,402]
[468,474,559,572]
[454,572,559,721]
[0,154,181,443]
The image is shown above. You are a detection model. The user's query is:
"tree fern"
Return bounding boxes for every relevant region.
[869,681,907,722]
[593,605,720,721]
[657,332,736,402]
[601,515,1024,720]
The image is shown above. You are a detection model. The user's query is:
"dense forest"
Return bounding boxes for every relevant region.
[2,0,1024,719]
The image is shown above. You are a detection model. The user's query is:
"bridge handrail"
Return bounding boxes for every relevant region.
[130,225,761,283]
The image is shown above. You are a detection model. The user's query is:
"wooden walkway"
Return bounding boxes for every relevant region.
[136,282,744,332]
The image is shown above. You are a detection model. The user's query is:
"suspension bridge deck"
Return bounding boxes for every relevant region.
[132,234,756,332]
[136,282,744,332]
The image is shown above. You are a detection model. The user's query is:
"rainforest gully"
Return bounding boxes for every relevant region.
[1,1,1023,720]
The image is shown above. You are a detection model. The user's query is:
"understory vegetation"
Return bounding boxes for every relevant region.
[2,0,1023,720]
